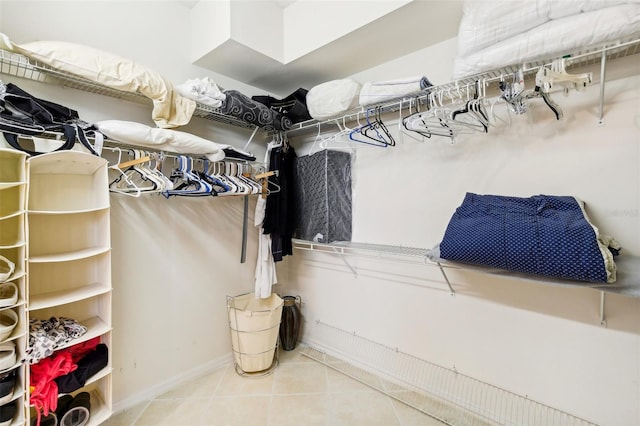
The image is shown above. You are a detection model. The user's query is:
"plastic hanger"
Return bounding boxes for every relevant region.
[349,109,389,147]
[108,147,142,197]
[536,59,592,94]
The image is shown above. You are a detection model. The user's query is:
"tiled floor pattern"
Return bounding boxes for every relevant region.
[103,346,451,426]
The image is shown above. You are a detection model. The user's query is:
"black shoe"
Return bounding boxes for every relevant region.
[0,401,16,425]
[55,394,74,420]
[0,370,15,405]
[30,412,56,426]
[58,392,90,426]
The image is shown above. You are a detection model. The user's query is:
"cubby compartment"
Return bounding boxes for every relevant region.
[0,150,27,184]
[29,374,113,426]
[28,252,111,310]
[28,210,110,258]
[27,151,109,213]
[28,294,112,353]
[0,248,24,281]
[0,306,23,344]
[0,185,26,220]
[0,215,25,249]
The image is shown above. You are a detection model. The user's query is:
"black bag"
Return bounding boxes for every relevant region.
[0,83,99,156]
[252,88,312,124]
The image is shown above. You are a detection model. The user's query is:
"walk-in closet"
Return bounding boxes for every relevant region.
[0,1,638,425]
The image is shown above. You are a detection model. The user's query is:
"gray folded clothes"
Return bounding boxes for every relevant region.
[220,90,292,131]
[359,76,432,106]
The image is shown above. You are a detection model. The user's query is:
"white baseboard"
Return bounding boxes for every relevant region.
[111,352,233,415]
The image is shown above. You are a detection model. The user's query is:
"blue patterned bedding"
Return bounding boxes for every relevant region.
[439,193,619,283]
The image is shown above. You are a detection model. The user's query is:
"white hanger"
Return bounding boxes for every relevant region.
[536,59,592,94]
[108,147,142,197]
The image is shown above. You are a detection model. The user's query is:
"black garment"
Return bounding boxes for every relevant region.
[263,145,297,262]
[55,344,108,393]
[252,88,312,124]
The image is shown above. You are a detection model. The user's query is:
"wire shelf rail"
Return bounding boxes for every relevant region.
[285,37,640,136]
[0,49,257,130]
[302,320,599,426]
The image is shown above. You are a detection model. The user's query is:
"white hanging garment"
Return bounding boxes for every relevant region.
[254,141,280,298]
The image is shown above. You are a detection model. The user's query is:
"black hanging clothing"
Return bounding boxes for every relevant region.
[263,144,297,262]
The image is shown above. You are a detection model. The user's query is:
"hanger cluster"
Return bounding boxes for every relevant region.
[107,148,275,198]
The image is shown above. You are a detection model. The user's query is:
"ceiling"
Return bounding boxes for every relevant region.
[191,1,464,95]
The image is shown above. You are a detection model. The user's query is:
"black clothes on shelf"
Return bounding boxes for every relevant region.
[252,88,312,124]
[220,90,292,131]
[263,143,297,262]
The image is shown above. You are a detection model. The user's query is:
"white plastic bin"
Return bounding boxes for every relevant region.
[227,293,283,374]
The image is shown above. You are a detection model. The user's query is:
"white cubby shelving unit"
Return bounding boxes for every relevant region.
[27,150,112,426]
[0,148,28,426]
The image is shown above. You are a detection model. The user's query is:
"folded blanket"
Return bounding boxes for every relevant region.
[220,90,292,131]
[455,1,633,59]
[359,76,432,106]
[453,4,640,79]
[439,193,620,283]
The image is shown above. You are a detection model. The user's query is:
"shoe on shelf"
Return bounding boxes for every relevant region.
[0,400,15,426]
[58,392,90,426]
[0,283,17,309]
[0,369,15,405]
[0,343,15,372]
[30,412,56,426]
[55,394,74,420]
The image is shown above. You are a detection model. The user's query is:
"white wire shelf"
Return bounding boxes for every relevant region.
[0,49,257,130]
[302,321,598,426]
[285,37,640,136]
[292,240,640,301]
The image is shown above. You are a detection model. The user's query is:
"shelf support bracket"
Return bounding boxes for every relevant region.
[600,291,607,327]
[240,195,249,263]
[598,50,607,126]
[435,263,455,295]
[331,247,357,277]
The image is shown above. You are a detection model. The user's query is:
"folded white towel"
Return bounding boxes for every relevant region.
[175,77,226,109]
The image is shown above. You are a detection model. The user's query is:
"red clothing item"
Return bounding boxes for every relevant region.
[29,337,100,426]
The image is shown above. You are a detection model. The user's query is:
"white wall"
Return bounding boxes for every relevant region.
[282,39,640,426]
[0,0,273,408]
[2,1,639,425]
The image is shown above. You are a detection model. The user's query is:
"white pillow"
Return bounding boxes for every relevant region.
[0,33,195,129]
[95,120,226,161]
[306,79,361,120]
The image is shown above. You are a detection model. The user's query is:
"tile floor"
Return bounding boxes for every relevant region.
[103,346,447,426]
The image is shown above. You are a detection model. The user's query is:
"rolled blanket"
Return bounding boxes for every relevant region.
[221,90,292,131]
[359,76,432,106]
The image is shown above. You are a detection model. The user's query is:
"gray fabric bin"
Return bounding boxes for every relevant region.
[294,150,352,243]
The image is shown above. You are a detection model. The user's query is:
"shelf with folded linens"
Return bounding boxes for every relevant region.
[285,37,640,136]
[0,48,257,131]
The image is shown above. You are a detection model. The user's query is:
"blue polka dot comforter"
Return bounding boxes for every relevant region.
[439,193,620,283]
